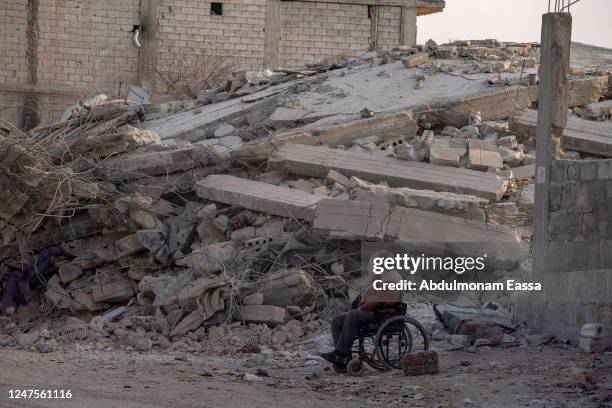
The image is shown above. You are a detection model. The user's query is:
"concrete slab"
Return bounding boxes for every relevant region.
[313,199,528,268]
[96,146,214,181]
[270,144,506,200]
[429,137,466,167]
[196,174,328,221]
[510,109,612,157]
[512,164,535,180]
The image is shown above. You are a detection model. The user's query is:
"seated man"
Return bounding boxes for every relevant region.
[321,269,403,370]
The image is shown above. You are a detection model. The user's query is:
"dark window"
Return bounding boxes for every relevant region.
[367,5,373,19]
[210,2,223,16]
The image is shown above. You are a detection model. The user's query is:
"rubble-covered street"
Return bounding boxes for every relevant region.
[1,344,611,408]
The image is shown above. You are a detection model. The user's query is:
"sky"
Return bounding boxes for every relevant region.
[418,0,612,49]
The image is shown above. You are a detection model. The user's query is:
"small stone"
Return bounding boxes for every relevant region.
[199,368,213,377]
[244,373,263,382]
[18,333,39,347]
[135,338,153,352]
[331,262,344,275]
[36,340,57,353]
[213,215,230,232]
[89,316,105,332]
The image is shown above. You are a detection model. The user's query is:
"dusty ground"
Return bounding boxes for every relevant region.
[0,345,610,408]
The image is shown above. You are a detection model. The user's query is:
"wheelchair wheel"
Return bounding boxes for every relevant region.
[374,316,430,370]
[357,332,390,372]
[346,357,365,377]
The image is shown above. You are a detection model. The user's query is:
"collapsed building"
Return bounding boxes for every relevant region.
[0,28,611,362]
[1,0,444,128]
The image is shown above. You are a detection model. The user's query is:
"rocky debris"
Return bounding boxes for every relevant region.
[5,40,608,367]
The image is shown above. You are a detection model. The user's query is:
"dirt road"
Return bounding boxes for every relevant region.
[0,345,609,408]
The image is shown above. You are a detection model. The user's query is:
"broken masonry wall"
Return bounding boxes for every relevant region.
[156,0,266,75]
[0,1,29,126]
[278,2,404,69]
[0,0,141,126]
[279,1,371,69]
[516,159,612,342]
[376,5,402,51]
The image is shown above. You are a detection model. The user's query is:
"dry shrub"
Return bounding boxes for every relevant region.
[152,46,235,93]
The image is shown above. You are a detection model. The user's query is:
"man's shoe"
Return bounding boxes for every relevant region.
[320,350,347,367]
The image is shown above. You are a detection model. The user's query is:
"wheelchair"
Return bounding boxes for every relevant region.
[334,302,430,376]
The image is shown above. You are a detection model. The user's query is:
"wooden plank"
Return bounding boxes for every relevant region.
[196,175,328,221]
[510,108,612,157]
[270,144,506,200]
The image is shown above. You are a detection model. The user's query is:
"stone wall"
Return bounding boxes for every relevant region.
[0,0,29,126]
[278,2,404,69]
[278,1,371,69]
[546,158,612,273]
[156,0,266,82]
[519,158,612,342]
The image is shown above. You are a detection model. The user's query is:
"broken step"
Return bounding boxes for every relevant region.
[270,144,506,200]
[196,174,329,221]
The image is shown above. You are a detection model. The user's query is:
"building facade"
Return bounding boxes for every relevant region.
[0,0,444,128]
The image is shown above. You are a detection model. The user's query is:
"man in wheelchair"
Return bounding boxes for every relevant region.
[321,270,403,371]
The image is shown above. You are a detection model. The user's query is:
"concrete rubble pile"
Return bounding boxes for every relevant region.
[0,40,610,356]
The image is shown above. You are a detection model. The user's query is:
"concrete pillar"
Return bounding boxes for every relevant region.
[264,0,281,69]
[22,0,40,130]
[369,6,379,50]
[533,13,572,279]
[400,5,417,47]
[139,0,159,92]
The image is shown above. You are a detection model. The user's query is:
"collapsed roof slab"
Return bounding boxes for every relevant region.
[313,199,528,269]
[510,108,612,157]
[269,144,506,200]
[196,174,328,221]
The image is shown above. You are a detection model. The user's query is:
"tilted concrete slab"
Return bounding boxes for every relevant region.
[270,144,506,200]
[313,199,521,243]
[196,174,328,221]
[313,199,528,268]
[235,112,418,162]
[96,146,214,181]
[510,108,612,157]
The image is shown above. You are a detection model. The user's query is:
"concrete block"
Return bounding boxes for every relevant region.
[234,305,286,326]
[58,262,83,284]
[581,323,605,338]
[435,46,458,59]
[467,139,503,170]
[92,269,134,303]
[325,170,349,187]
[401,351,440,376]
[402,53,429,68]
[579,336,607,353]
[428,137,466,168]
